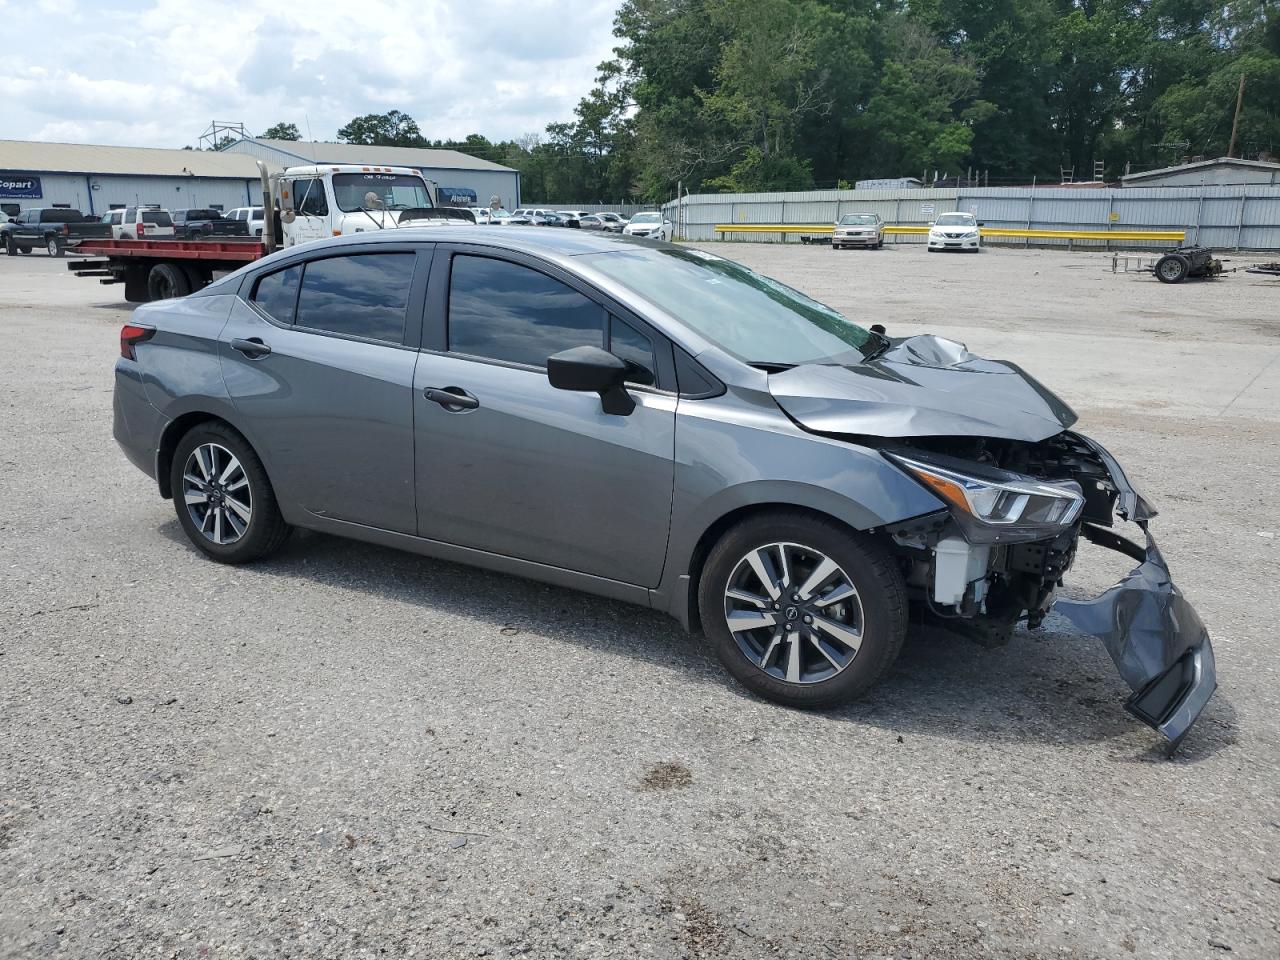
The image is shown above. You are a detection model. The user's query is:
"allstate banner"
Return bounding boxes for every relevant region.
[0,175,42,199]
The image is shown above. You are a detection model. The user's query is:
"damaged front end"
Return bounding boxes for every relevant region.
[881,431,1217,748]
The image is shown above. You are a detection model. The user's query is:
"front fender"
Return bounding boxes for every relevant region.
[655,392,945,624]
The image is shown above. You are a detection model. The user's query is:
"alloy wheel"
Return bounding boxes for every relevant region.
[182,442,252,545]
[723,541,864,684]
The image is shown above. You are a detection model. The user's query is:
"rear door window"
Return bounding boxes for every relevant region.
[294,253,414,343]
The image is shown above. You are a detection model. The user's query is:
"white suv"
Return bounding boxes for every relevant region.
[224,207,266,238]
[104,207,175,240]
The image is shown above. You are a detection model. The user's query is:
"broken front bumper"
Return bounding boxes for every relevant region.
[1051,435,1217,747]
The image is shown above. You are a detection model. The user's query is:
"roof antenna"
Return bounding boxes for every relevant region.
[305,114,317,162]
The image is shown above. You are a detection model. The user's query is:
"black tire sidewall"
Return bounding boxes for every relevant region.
[169,423,287,564]
[697,513,907,709]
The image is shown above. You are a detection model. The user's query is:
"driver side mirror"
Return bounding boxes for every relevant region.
[547,345,635,416]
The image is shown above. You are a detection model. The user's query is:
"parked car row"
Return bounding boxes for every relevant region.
[100,206,255,241]
[463,206,665,236]
[830,211,984,252]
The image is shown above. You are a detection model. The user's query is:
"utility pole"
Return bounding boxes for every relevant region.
[1227,74,1247,158]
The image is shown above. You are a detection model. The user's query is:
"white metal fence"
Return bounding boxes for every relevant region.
[662,185,1280,250]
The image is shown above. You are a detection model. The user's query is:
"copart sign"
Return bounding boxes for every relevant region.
[0,175,42,199]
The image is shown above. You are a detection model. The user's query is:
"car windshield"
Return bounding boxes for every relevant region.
[630,213,661,224]
[332,173,432,212]
[583,247,875,366]
[839,214,877,225]
[935,213,976,226]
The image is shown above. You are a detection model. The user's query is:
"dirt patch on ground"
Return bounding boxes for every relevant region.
[638,761,693,791]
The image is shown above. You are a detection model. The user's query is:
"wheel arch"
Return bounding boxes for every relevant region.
[678,501,872,635]
[156,410,261,500]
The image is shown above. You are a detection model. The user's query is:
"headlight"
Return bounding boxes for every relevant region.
[886,453,1084,542]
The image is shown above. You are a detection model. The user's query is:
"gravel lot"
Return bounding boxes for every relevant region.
[2,243,1278,959]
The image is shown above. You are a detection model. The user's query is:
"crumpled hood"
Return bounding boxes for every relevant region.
[768,334,1078,442]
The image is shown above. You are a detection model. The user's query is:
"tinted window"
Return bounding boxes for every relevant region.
[250,264,302,325]
[295,254,413,343]
[610,317,656,386]
[142,211,172,226]
[42,209,84,223]
[448,256,604,367]
[294,180,329,217]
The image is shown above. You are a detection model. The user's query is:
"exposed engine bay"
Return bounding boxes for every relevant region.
[874,430,1215,749]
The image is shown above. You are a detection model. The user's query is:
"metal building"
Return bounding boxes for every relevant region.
[1121,157,1280,188]
[222,137,520,209]
[0,140,265,219]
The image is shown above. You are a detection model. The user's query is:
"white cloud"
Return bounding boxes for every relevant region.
[0,0,622,147]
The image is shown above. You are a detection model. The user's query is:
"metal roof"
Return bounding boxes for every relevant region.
[0,139,264,178]
[238,138,516,173]
[1122,156,1280,183]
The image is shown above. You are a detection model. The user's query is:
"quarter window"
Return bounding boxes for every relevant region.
[447,255,604,367]
[294,253,414,343]
[250,264,302,325]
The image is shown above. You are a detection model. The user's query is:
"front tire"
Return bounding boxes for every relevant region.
[4,235,15,256]
[170,422,290,564]
[697,512,907,708]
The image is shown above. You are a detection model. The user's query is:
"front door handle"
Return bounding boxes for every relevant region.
[424,386,479,411]
[231,337,271,358]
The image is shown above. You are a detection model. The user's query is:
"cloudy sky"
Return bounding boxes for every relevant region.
[0,0,622,147]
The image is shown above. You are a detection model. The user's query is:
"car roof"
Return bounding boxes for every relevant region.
[257,225,662,259]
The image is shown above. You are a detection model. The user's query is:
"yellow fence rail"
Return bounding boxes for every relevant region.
[712,223,1186,242]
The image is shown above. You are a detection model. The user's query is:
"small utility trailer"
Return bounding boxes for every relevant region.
[68,238,266,302]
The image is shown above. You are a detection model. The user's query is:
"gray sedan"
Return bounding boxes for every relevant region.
[112,228,1216,745]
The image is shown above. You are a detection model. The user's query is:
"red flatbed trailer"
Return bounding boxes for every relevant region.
[68,238,269,302]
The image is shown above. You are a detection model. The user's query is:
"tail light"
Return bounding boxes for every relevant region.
[61,223,70,235]
[120,323,155,360]
[137,222,146,238]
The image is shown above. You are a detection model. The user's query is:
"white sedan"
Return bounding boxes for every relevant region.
[623,212,673,241]
[927,213,982,252]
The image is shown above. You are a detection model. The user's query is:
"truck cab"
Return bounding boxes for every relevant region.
[276,165,470,247]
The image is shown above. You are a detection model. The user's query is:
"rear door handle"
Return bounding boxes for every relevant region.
[231,337,271,358]
[424,387,479,411]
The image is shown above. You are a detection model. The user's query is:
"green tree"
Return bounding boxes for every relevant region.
[336,111,424,146]
[260,122,301,141]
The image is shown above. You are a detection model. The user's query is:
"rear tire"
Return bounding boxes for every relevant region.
[169,422,291,564]
[147,262,191,300]
[47,237,64,257]
[19,245,32,254]
[697,512,907,709]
